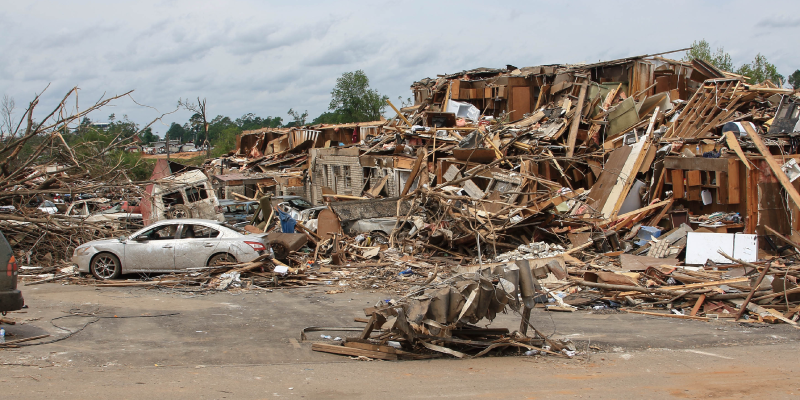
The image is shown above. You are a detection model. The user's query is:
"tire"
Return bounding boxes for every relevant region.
[90,252,122,280]
[169,204,193,219]
[208,253,237,267]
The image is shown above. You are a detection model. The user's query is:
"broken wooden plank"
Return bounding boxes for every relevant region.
[312,342,398,360]
[401,148,427,196]
[724,131,752,170]
[565,82,587,158]
[623,309,710,321]
[690,294,706,317]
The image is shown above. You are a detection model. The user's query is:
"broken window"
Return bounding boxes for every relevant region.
[138,224,178,240]
[69,203,88,216]
[185,186,209,203]
[162,191,185,206]
[180,224,219,239]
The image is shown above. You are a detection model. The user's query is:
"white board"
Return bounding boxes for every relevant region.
[685,232,758,264]
[685,232,735,264]
[733,233,758,262]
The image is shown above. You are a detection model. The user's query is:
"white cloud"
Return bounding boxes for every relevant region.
[1,0,798,133]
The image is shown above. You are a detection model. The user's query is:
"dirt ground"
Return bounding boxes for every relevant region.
[1,283,798,399]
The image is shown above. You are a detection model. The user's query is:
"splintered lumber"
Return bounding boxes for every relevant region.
[312,342,397,360]
[366,175,389,197]
[609,138,652,219]
[733,258,771,321]
[0,334,50,346]
[724,131,752,170]
[572,280,685,296]
[386,99,412,127]
[742,122,800,210]
[565,81,587,158]
[690,294,706,317]
[401,148,427,196]
[661,277,749,290]
[601,198,672,228]
[421,341,466,359]
[763,225,800,253]
[623,310,710,321]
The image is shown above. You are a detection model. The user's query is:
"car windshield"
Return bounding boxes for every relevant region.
[289,199,313,209]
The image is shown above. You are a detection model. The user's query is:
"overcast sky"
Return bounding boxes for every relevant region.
[1,0,798,137]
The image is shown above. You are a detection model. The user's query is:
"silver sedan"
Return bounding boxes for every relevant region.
[73,219,269,279]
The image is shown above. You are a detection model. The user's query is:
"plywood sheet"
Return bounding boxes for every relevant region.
[587,146,632,214]
[511,86,531,121]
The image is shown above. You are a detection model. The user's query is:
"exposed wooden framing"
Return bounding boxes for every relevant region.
[742,122,800,211]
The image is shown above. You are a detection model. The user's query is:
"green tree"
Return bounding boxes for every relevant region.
[139,127,158,144]
[327,70,388,123]
[165,122,186,143]
[235,113,283,130]
[736,53,784,85]
[311,111,343,125]
[683,39,733,71]
[786,69,800,89]
[287,108,308,127]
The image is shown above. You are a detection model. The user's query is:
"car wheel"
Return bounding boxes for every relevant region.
[169,204,193,219]
[91,252,122,280]
[208,253,237,267]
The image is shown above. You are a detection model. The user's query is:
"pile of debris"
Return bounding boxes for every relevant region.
[9,50,800,328]
[309,264,576,360]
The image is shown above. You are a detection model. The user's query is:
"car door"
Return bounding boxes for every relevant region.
[174,223,221,271]
[123,223,178,272]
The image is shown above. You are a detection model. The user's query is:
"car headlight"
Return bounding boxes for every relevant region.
[74,247,91,256]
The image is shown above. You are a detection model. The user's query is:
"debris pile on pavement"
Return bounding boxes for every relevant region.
[7,50,800,327]
[308,266,579,360]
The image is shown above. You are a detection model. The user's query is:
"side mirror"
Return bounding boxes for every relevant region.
[134,235,148,241]
[118,236,127,242]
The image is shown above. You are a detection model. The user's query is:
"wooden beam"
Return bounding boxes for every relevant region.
[763,225,800,253]
[742,122,800,210]
[312,342,397,360]
[386,99,412,127]
[734,259,771,321]
[401,148,427,196]
[690,294,706,317]
[724,131,752,170]
[624,309,710,321]
[601,198,672,227]
[565,82,587,158]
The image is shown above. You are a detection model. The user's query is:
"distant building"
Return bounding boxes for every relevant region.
[90,122,111,130]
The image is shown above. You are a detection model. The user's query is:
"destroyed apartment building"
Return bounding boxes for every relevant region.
[7,50,800,358]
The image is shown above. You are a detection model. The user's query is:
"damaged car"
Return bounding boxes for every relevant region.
[72,219,269,279]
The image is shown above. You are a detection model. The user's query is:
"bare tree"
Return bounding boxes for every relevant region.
[178,97,209,158]
[1,94,15,140]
